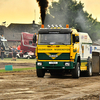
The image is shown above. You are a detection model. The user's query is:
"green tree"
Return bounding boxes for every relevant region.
[45,0,100,41]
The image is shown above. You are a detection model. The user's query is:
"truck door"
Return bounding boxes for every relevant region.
[82,44,92,58]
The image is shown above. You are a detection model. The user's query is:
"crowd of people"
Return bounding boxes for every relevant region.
[9,45,21,61]
[0,45,21,61]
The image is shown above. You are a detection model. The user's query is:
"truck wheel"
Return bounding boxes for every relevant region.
[72,62,80,78]
[36,69,45,77]
[85,57,92,77]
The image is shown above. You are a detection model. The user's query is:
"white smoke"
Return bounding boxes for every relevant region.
[75,10,87,31]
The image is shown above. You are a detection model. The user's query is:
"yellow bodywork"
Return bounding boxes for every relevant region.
[36,45,76,62]
[36,28,88,71]
[80,62,87,71]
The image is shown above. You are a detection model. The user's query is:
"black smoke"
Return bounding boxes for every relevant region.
[36,0,48,24]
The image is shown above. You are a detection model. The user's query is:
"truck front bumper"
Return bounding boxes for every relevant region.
[36,61,75,69]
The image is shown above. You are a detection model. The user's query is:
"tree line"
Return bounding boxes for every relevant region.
[44,0,100,41]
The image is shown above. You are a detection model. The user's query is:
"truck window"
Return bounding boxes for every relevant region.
[38,33,71,45]
[29,40,32,45]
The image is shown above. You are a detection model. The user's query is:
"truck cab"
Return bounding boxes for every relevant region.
[33,25,92,78]
[20,32,36,59]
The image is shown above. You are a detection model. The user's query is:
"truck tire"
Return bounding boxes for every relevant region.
[72,62,80,78]
[36,69,45,77]
[85,57,92,77]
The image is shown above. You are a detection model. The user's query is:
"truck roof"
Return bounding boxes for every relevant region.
[38,28,72,34]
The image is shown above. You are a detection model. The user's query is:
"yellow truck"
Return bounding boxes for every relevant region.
[33,25,92,78]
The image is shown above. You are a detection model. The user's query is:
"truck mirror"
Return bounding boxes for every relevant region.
[33,35,36,43]
[72,35,75,43]
[75,36,79,42]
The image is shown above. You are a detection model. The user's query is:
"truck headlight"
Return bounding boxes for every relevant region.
[37,62,42,66]
[65,62,70,66]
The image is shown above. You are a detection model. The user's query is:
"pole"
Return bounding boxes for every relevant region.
[34,9,36,21]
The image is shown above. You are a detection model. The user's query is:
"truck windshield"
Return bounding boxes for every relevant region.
[38,34,71,45]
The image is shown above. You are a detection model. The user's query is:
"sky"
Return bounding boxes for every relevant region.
[76,0,100,21]
[0,0,100,26]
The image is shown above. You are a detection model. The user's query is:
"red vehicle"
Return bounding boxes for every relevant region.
[17,32,36,59]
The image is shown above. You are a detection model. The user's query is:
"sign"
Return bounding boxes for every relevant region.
[49,62,58,64]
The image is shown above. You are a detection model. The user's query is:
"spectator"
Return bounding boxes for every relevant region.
[1,46,5,60]
[0,45,1,56]
[12,45,17,61]
[9,46,12,52]
[17,45,21,52]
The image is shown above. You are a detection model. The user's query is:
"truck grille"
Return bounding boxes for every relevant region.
[38,53,70,60]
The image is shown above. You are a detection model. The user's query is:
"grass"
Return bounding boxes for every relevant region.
[0,58,36,63]
[0,58,36,73]
[0,67,36,73]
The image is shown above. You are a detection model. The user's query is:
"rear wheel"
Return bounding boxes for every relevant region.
[72,62,80,78]
[36,69,45,77]
[85,57,92,77]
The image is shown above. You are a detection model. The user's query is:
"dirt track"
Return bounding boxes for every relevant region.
[0,62,35,69]
[0,67,100,100]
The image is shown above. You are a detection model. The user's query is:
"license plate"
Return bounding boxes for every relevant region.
[49,62,58,64]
